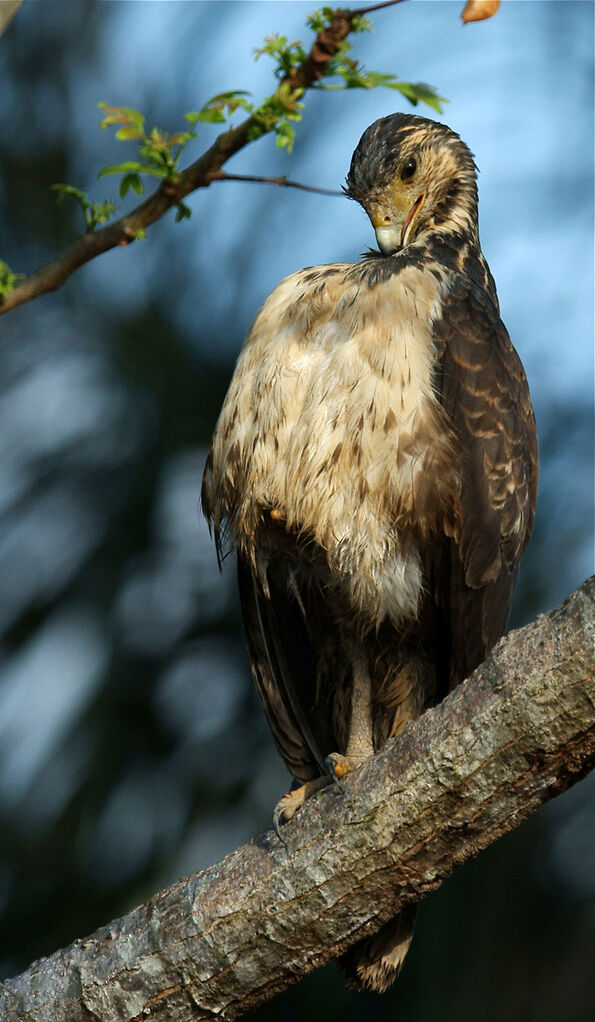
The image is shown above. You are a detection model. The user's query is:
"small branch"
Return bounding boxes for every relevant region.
[352,0,407,16]
[2,579,593,1022]
[0,4,382,316]
[212,171,344,197]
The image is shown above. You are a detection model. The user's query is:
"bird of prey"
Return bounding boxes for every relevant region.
[202,113,538,992]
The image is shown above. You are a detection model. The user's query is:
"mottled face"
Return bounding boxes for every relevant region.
[345,113,479,255]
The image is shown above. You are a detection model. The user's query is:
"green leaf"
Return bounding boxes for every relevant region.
[245,122,265,143]
[189,90,253,125]
[387,80,447,113]
[52,181,117,232]
[97,161,146,177]
[254,33,307,78]
[168,131,197,146]
[193,108,227,124]
[363,71,400,87]
[275,123,296,151]
[98,103,146,132]
[98,163,167,179]
[51,183,89,206]
[202,90,252,106]
[306,9,330,33]
[89,199,117,227]
[115,125,144,141]
[175,202,192,222]
[0,259,24,296]
[119,173,144,198]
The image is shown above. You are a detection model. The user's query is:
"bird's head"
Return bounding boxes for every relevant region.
[345,113,479,256]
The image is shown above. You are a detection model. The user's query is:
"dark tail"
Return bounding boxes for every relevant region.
[338,905,416,993]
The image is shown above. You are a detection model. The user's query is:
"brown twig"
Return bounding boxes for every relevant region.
[0,4,384,316]
[352,0,407,16]
[212,171,344,197]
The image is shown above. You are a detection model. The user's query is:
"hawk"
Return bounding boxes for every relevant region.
[202,113,538,991]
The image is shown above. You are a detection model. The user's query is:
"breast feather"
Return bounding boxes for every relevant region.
[206,263,457,626]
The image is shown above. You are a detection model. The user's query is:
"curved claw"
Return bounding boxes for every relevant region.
[273,789,304,830]
[272,776,333,833]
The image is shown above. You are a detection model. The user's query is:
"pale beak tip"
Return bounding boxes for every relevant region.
[374,226,400,256]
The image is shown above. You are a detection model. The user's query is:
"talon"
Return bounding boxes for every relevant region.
[272,776,332,830]
[273,789,303,827]
[272,797,293,845]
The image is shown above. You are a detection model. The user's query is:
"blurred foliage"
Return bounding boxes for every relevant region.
[0,3,592,1021]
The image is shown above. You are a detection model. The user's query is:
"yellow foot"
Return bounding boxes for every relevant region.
[325,753,365,780]
[273,776,332,830]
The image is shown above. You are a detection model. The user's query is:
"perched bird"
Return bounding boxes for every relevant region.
[202,113,538,992]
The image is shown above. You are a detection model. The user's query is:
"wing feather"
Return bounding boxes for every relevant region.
[237,552,335,783]
[433,278,538,685]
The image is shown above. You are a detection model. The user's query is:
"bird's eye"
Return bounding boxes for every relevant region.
[400,157,417,181]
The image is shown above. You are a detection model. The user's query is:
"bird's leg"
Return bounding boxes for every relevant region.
[327,649,374,780]
[273,775,333,831]
[273,650,374,827]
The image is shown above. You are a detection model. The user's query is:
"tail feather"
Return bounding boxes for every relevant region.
[338,905,416,993]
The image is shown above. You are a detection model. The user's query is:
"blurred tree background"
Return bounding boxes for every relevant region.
[0,2,593,1020]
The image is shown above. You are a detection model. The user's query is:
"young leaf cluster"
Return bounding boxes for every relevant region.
[254,12,446,130]
[254,33,308,79]
[97,103,196,222]
[186,85,304,152]
[184,90,253,125]
[0,259,24,296]
[320,59,446,113]
[304,11,445,112]
[306,7,371,35]
[50,184,117,232]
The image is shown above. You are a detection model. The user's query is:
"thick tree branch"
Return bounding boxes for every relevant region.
[2,578,593,1021]
[0,2,402,316]
[0,0,25,37]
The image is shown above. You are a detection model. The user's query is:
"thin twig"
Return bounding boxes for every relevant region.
[212,171,344,197]
[352,0,407,16]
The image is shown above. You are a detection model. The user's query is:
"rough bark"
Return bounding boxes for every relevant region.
[2,578,593,1022]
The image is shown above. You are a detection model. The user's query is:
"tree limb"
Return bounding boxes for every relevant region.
[0,0,25,37]
[2,578,593,1021]
[0,2,401,317]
